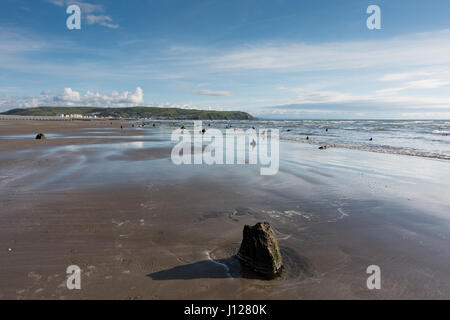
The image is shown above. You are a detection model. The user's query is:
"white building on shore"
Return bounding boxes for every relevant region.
[57,114,93,119]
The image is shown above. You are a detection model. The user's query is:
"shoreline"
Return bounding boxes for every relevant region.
[2,118,449,161]
[281,137,450,161]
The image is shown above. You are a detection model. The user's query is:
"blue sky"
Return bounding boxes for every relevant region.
[1,0,450,119]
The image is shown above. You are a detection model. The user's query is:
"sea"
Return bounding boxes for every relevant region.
[159,119,450,160]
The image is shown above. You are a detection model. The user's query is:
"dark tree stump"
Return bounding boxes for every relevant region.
[237,222,283,278]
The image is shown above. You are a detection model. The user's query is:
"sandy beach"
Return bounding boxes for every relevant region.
[1,120,450,300]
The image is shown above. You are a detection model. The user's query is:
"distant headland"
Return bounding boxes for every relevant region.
[0,106,255,120]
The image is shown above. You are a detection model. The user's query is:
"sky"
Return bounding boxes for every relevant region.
[1,0,450,119]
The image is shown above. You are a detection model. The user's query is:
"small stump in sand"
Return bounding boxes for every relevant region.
[35,133,46,140]
[237,222,283,278]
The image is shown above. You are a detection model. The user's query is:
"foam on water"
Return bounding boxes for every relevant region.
[163,119,450,160]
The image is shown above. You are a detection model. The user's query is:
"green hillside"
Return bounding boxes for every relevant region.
[1,106,255,120]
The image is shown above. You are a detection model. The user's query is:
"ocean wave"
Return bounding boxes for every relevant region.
[281,136,450,160]
[162,119,450,161]
[432,130,450,135]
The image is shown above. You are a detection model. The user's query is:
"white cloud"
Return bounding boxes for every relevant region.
[400,112,450,119]
[46,0,66,7]
[275,86,450,110]
[46,0,103,13]
[55,88,81,103]
[193,89,232,96]
[279,87,363,104]
[379,72,433,82]
[86,15,119,29]
[0,87,145,111]
[201,29,450,73]
[3,24,450,118]
[0,86,226,113]
[375,78,450,94]
[46,0,102,13]
[0,28,45,54]
[405,79,449,89]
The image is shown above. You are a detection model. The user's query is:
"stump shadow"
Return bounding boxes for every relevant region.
[147,256,265,280]
[147,248,313,281]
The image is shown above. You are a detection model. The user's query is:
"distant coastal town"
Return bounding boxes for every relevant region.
[56,113,99,119]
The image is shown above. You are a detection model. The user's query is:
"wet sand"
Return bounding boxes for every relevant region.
[1,120,450,299]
